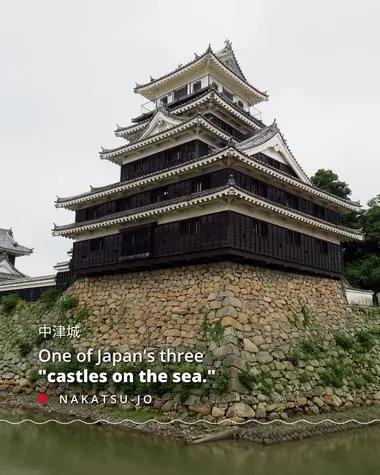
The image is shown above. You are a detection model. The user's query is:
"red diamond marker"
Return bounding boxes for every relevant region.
[38,393,48,405]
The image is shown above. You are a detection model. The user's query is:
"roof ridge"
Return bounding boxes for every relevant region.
[56,146,361,210]
[54,184,231,232]
[54,183,363,241]
[100,114,229,158]
[134,43,268,99]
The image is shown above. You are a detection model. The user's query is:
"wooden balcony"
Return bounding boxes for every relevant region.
[72,211,343,278]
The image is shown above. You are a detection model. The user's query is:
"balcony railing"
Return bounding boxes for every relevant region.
[136,75,263,124]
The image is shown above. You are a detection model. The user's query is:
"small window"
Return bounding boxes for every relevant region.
[285,192,293,208]
[237,100,244,109]
[116,198,128,213]
[313,204,326,220]
[288,230,301,247]
[152,188,168,203]
[173,85,188,101]
[152,191,161,203]
[211,82,218,91]
[316,240,328,254]
[222,88,233,101]
[260,183,269,197]
[180,219,201,235]
[252,220,268,238]
[192,220,201,234]
[194,181,203,192]
[261,222,269,238]
[192,176,210,193]
[160,96,168,106]
[193,81,201,92]
[90,238,104,252]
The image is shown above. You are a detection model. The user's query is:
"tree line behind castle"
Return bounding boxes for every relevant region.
[310,169,380,299]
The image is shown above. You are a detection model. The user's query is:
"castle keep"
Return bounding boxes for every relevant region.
[54,41,362,278]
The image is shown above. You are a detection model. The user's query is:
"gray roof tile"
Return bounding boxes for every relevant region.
[0,228,33,256]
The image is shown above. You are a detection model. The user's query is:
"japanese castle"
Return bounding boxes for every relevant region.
[0,228,33,281]
[0,228,72,302]
[54,40,362,279]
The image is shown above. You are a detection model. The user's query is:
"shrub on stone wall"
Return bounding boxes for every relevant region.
[1,294,21,314]
[60,296,78,311]
[39,289,60,308]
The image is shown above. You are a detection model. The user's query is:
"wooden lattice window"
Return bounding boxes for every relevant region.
[173,85,188,101]
[179,219,201,236]
[90,238,104,252]
[193,81,201,92]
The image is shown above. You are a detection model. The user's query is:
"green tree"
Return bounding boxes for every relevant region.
[310,169,352,200]
[362,195,380,246]
[345,254,380,294]
[310,169,361,229]
[344,195,380,294]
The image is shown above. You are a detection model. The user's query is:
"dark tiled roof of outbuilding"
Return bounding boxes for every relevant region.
[0,228,33,255]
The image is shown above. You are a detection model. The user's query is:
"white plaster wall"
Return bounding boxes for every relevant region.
[345,288,373,306]
[262,147,287,164]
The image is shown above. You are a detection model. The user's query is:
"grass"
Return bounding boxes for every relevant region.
[1,294,21,313]
[356,331,375,352]
[370,327,380,338]
[39,289,60,308]
[320,361,347,388]
[213,367,228,394]
[29,370,40,383]
[202,312,224,343]
[287,350,303,366]
[300,339,321,357]
[61,296,78,311]
[105,406,161,421]
[238,369,259,390]
[300,305,313,327]
[334,334,356,351]
[13,337,33,357]
[74,308,89,324]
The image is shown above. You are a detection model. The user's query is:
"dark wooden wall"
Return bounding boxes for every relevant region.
[72,211,343,276]
[0,270,73,303]
[75,168,341,226]
[120,140,211,182]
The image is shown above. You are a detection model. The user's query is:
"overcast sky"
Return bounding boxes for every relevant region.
[1,0,379,277]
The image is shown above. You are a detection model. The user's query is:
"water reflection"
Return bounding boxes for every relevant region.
[0,408,380,475]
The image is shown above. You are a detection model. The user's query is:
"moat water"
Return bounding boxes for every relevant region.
[0,409,380,474]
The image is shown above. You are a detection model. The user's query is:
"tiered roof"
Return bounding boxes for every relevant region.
[54,40,363,249]
[0,228,32,281]
[53,181,363,242]
[134,41,268,105]
[100,114,230,162]
[115,89,264,139]
[0,257,26,281]
[0,228,33,257]
[55,119,361,213]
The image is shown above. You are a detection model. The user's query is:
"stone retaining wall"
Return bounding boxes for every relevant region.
[1,262,380,422]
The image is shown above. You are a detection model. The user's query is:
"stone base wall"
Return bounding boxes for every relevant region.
[72,262,347,350]
[1,262,380,422]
